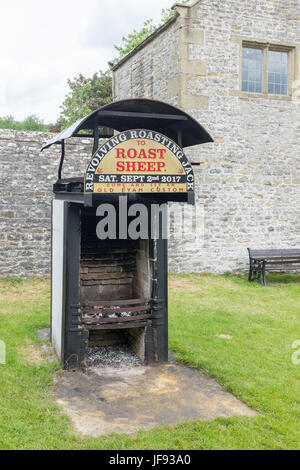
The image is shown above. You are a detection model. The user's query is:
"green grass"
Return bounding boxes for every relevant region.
[0,274,299,449]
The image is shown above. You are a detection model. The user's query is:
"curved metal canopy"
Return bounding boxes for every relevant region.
[41,98,213,151]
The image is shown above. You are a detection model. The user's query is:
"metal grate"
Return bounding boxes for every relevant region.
[81,299,152,329]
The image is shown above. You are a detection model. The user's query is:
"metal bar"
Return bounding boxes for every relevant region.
[73,134,93,138]
[83,321,152,330]
[152,212,169,362]
[81,273,134,280]
[248,248,253,282]
[177,128,183,148]
[82,305,151,315]
[93,126,99,155]
[72,134,113,138]
[82,314,152,325]
[58,141,65,180]
[83,298,149,307]
[248,265,253,282]
[97,110,188,121]
[63,203,82,368]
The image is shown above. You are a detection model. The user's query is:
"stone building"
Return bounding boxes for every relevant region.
[111,0,300,273]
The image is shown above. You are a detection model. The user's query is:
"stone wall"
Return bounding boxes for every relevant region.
[0,129,93,277]
[112,0,300,273]
[112,16,182,108]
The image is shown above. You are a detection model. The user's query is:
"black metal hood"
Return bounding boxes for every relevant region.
[41,98,213,151]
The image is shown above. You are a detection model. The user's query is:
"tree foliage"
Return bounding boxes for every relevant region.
[114,1,190,58]
[0,115,49,132]
[58,70,112,129]
[52,3,190,131]
[114,18,158,58]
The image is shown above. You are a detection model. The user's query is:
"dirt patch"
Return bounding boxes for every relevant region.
[19,339,44,366]
[169,274,205,293]
[169,274,240,293]
[0,279,50,302]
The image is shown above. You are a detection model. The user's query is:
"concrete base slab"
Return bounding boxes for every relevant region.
[53,362,257,437]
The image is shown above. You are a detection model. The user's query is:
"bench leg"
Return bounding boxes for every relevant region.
[249,260,261,283]
[260,261,267,287]
[250,259,267,286]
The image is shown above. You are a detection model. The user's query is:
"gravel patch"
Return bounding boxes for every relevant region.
[87,345,142,369]
[37,329,50,341]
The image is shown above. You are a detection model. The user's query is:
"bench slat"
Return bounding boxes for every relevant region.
[266,265,300,271]
[264,258,300,263]
[249,249,300,257]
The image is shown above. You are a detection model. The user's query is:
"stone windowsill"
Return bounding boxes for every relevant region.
[231,90,293,101]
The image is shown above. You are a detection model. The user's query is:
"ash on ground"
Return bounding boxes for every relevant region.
[87,345,142,369]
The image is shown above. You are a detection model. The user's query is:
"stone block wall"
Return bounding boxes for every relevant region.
[0,129,93,277]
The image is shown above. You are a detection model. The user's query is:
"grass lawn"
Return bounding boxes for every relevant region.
[0,274,299,450]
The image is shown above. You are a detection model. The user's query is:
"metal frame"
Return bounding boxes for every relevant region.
[97,111,188,121]
[248,248,267,286]
[41,98,214,181]
[48,99,211,368]
[55,116,199,182]
[58,141,65,180]
[54,199,170,368]
[63,203,88,368]
[154,234,169,362]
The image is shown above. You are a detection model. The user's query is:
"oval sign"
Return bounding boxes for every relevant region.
[84,129,194,195]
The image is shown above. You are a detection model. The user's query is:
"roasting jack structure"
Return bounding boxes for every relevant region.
[41,99,213,369]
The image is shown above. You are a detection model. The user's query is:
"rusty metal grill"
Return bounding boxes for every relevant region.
[81,299,152,330]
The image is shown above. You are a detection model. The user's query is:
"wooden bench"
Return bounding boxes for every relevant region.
[248,248,300,286]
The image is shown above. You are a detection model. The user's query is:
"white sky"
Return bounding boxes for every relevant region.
[0,0,175,123]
